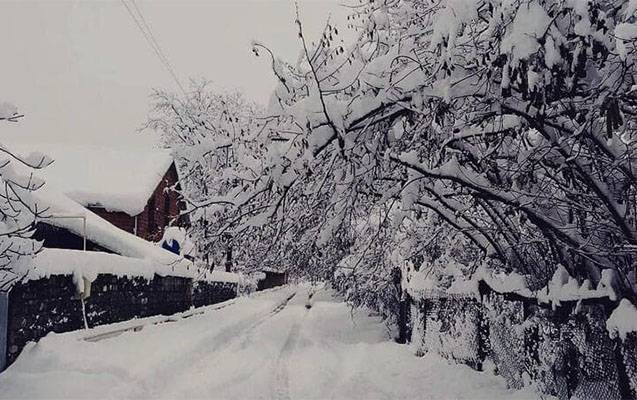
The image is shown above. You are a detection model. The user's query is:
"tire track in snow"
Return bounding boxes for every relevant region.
[134,290,298,398]
[273,295,312,400]
[84,286,292,343]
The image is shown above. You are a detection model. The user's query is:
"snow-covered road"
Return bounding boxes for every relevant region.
[0,285,539,399]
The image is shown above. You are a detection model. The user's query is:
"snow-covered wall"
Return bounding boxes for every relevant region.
[3,264,238,371]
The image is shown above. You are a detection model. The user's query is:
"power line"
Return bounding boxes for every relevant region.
[120,0,187,96]
[129,0,180,87]
[121,0,186,95]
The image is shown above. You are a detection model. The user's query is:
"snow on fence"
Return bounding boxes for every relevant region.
[408,281,637,399]
[1,249,239,371]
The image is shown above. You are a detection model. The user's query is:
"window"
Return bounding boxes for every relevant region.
[148,196,156,235]
[164,193,171,226]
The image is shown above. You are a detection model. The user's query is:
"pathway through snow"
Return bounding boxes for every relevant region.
[0,285,542,399]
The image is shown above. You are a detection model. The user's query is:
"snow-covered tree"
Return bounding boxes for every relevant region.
[148,0,637,306]
[0,102,52,290]
[238,0,637,301]
[147,81,288,271]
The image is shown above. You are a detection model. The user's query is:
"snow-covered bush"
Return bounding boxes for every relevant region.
[413,290,628,398]
[419,296,485,370]
[0,103,52,290]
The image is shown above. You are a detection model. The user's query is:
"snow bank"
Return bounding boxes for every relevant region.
[607,299,637,341]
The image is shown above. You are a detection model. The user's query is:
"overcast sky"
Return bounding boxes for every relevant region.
[1,0,347,149]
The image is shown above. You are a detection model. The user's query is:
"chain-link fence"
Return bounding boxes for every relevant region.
[410,287,634,399]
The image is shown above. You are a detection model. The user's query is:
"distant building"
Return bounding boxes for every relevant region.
[257,269,288,291]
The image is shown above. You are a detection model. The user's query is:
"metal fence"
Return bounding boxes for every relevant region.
[410,285,635,399]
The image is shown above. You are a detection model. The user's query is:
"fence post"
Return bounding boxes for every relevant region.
[397,292,412,344]
[0,291,8,372]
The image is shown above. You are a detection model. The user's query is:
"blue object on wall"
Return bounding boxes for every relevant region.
[0,291,8,372]
[162,239,181,255]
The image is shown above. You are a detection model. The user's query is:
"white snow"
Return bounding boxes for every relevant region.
[625,0,637,20]
[0,285,542,399]
[615,23,637,60]
[501,1,551,62]
[476,267,532,298]
[409,263,622,307]
[607,298,637,341]
[12,144,174,216]
[28,248,189,282]
[32,186,186,266]
[198,269,240,285]
[21,248,238,287]
[406,268,439,296]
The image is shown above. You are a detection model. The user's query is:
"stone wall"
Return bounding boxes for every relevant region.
[192,281,237,308]
[2,273,237,371]
[84,275,192,327]
[6,275,84,366]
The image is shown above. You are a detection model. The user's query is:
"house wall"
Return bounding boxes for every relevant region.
[87,163,185,242]
[136,163,184,242]
[88,209,136,235]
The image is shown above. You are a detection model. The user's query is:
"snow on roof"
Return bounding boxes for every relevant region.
[16,144,174,216]
[34,187,185,267]
[199,270,240,284]
[29,186,239,284]
[2,146,239,282]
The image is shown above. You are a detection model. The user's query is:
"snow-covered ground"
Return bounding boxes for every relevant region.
[0,285,540,399]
